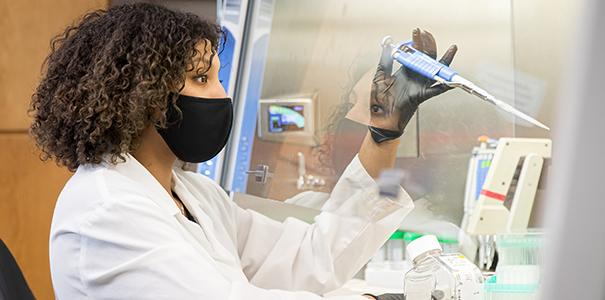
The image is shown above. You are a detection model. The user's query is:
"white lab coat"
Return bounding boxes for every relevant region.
[49,154,413,299]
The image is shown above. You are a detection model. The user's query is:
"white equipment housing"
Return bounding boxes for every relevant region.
[465,138,552,235]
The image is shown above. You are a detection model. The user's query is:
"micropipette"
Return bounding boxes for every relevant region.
[382,36,550,131]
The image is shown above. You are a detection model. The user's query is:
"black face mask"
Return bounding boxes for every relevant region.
[157,94,233,163]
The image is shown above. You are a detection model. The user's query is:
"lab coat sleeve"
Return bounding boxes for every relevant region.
[235,155,414,293]
[77,193,368,300]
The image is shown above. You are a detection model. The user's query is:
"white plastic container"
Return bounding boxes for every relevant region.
[483,275,540,300]
[495,232,543,285]
[404,235,483,300]
[482,232,544,299]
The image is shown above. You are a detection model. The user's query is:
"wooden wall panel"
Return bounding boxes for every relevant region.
[0,1,108,299]
[0,134,72,299]
[0,0,108,131]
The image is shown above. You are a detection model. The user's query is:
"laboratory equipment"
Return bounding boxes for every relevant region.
[222,0,526,210]
[464,138,551,235]
[382,37,550,131]
[461,136,498,233]
[198,0,248,182]
[459,136,498,268]
[495,232,543,284]
[222,0,275,193]
[257,96,318,145]
[483,232,543,299]
[404,235,483,300]
[483,276,539,300]
[460,137,550,270]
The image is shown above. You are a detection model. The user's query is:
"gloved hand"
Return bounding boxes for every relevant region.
[369,28,458,143]
[364,292,444,300]
[363,293,404,300]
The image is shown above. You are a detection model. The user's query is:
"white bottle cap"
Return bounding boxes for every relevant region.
[406,235,442,263]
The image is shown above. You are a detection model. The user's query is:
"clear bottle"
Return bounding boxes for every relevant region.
[404,235,483,300]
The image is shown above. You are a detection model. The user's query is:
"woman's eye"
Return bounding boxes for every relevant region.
[194,75,208,83]
[370,104,385,114]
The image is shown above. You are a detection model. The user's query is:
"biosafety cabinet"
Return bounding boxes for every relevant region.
[209,0,561,227]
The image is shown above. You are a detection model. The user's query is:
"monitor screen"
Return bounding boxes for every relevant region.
[268,104,305,133]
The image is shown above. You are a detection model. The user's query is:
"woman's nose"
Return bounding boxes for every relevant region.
[216,82,228,98]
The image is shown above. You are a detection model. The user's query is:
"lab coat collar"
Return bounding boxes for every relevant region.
[171,169,244,271]
[106,154,181,216]
[106,155,244,279]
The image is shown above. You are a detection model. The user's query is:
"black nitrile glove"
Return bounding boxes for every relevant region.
[363,293,404,300]
[369,28,458,143]
[364,291,445,300]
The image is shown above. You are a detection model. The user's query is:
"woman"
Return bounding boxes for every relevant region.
[30,3,455,299]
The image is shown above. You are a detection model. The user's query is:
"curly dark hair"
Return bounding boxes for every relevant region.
[29,3,222,171]
[314,57,373,174]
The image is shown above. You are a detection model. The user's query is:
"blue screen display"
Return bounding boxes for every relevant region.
[268,104,305,133]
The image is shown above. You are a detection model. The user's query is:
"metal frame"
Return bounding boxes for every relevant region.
[197,0,249,181]
[221,0,275,193]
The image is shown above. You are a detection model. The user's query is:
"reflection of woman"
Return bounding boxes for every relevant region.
[316,68,374,177]
[31,4,453,299]
[319,32,458,180]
